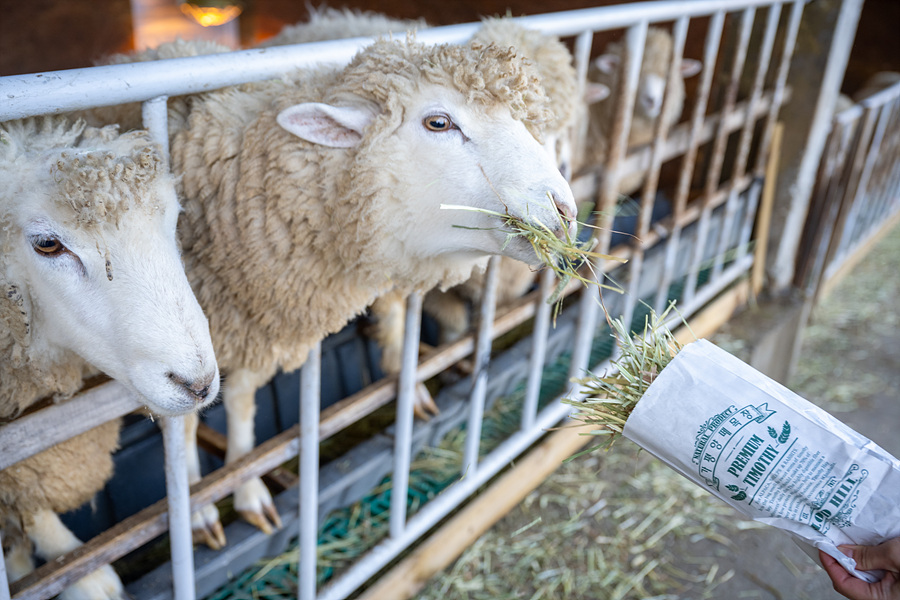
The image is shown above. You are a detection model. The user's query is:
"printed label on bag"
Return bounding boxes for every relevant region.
[691,402,864,533]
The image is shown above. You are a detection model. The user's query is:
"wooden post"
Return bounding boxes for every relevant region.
[752,122,784,296]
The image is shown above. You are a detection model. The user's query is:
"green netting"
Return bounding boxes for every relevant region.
[206,269,714,599]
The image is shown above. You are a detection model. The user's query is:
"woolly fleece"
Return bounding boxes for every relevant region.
[172,38,552,380]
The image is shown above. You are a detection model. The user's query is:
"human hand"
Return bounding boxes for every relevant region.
[819,538,900,600]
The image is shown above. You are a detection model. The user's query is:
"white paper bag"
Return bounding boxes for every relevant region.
[622,339,900,582]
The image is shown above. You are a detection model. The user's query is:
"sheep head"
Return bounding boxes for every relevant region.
[275,39,577,278]
[0,118,219,417]
[592,27,702,122]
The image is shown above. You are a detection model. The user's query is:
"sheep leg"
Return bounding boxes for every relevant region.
[371,291,439,420]
[24,508,125,600]
[224,368,282,535]
[3,535,35,582]
[180,412,226,550]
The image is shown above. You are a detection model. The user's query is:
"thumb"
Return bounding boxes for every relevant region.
[841,539,900,573]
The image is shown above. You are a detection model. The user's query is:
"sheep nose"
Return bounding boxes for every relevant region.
[549,189,578,239]
[640,92,661,116]
[168,371,217,403]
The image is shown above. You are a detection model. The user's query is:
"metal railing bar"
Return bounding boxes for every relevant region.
[9,425,300,600]
[318,398,577,600]
[522,269,555,431]
[684,7,756,302]
[569,21,648,385]
[161,416,196,600]
[390,293,423,538]
[820,106,879,275]
[143,94,196,600]
[653,10,726,313]
[0,1,809,123]
[299,344,322,600]
[753,1,805,176]
[462,256,501,477]
[0,531,10,600]
[320,250,756,600]
[837,102,892,256]
[712,4,781,276]
[622,15,690,330]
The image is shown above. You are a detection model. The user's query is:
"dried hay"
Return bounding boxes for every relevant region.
[564,306,684,452]
[439,200,626,315]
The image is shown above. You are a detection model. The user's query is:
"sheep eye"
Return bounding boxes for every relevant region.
[32,237,65,257]
[424,114,454,132]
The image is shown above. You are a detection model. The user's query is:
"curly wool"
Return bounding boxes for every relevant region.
[173,38,551,379]
[0,116,166,419]
[257,6,427,47]
[471,18,580,135]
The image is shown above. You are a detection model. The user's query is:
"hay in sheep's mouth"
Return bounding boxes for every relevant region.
[440,201,626,315]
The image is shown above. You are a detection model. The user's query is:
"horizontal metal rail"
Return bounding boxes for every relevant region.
[0,1,808,122]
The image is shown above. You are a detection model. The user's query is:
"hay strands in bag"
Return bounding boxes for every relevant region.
[566,307,900,584]
[440,198,626,313]
[564,305,683,455]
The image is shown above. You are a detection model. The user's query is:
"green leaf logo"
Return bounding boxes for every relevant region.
[726,484,740,493]
[767,426,778,439]
[778,422,791,444]
[731,491,747,501]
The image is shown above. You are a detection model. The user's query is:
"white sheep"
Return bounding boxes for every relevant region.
[163,37,577,543]
[586,27,702,193]
[257,5,427,47]
[418,18,593,349]
[0,117,219,599]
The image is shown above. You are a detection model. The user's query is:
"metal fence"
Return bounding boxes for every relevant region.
[0,1,864,599]
[797,78,900,298]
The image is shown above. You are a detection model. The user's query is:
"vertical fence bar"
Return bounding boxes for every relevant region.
[390,292,423,539]
[161,416,196,600]
[653,10,726,313]
[770,0,863,290]
[714,3,781,276]
[684,7,756,303]
[622,16,689,329]
[298,343,321,600]
[754,1,805,177]
[572,29,595,170]
[569,21,648,381]
[145,94,195,600]
[521,268,555,430]
[462,256,500,477]
[0,530,10,600]
[836,101,892,256]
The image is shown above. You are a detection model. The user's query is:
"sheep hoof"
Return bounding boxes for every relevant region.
[411,382,439,421]
[192,520,227,551]
[238,505,282,536]
[191,503,226,550]
[235,477,282,535]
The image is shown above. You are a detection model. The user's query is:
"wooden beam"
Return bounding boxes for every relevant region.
[356,280,751,600]
[752,123,784,296]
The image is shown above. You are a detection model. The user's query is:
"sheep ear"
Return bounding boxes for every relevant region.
[276,102,377,148]
[593,54,619,74]
[680,58,702,78]
[584,82,610,104]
